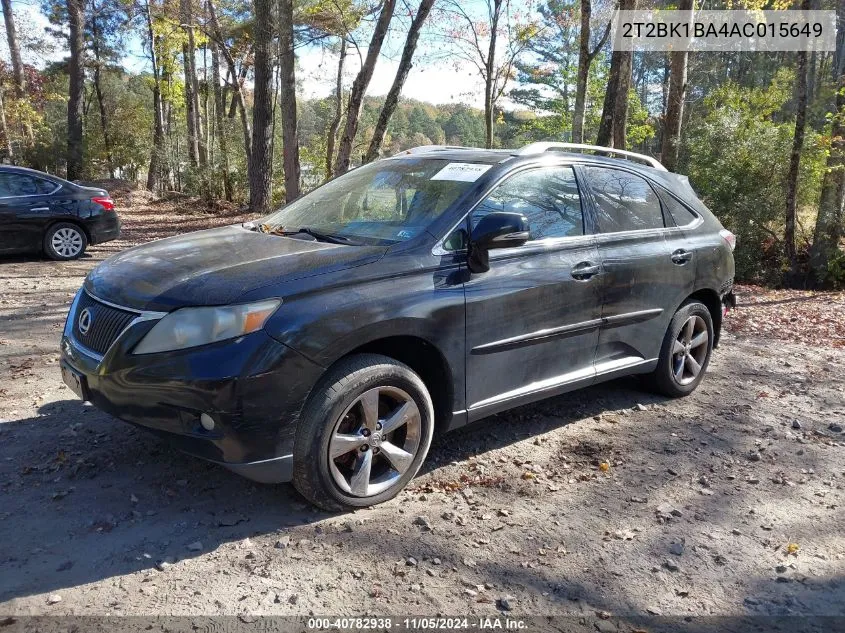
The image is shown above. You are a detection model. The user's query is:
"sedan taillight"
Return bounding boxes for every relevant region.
[92,196,114,211]
[719,229,736,251]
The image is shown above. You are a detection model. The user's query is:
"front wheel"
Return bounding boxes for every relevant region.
[292,354,434,511]
[647,300,714,397]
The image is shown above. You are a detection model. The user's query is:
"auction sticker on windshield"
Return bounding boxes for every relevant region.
[431,163,492,182]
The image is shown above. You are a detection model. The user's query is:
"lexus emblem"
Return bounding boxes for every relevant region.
[78,308,93,335]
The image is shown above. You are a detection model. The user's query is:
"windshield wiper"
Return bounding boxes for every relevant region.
[270,226,357,245]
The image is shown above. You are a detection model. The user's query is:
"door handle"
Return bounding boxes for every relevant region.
[30,207,50,212]
[571,262,601,280]
[671,249,693,265]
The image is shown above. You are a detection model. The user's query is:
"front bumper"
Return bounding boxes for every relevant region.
[60,294,324,483]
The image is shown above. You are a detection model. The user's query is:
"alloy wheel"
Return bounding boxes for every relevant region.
[328,386,422,497]
[51,227,84,258]
[671,315,709,386]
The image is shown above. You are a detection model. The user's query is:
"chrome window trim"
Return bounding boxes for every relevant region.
[65,289,168,364]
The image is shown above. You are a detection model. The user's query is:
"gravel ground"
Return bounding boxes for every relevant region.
[1,190,844,620]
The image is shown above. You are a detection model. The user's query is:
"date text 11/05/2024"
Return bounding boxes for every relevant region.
[306,617,529,630]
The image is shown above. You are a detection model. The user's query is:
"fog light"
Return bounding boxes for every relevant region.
[200,413,215,431]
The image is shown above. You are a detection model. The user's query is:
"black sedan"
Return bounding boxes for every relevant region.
[0,166,120,260]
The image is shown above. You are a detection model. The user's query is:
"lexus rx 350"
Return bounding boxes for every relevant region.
[60,143,735,510]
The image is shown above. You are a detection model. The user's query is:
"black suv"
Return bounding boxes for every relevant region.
[0,166,120,260]
[60,143,735,510]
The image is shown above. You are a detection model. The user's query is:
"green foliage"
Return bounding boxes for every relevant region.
[683,70,827,283]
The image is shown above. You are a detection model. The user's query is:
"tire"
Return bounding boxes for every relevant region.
[44,223,87,260]
[292,353,435,511]
[647,300,714,398]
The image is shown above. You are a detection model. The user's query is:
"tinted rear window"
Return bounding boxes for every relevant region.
[0,173,58,196]
[660,191,699,226]
[583,166,664,233]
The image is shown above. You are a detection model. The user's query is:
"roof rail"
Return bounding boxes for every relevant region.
[393,145,478,156]
[516,142,667,171]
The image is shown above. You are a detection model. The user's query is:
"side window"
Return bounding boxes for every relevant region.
[0,174,13,197]
[583,166,664,233]
[472,167,584,241]
[660,191,698,227]
[0,173,57,197]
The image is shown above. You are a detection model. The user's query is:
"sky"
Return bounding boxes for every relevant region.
[2,0,494,109]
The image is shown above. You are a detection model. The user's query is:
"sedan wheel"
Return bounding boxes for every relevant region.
[44,223,88,260]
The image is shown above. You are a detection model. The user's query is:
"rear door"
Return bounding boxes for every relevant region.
[463,164,603,417]
[579,165,683,370]
[0,172,62,253]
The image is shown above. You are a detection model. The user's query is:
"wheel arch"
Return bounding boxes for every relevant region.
[682,288,722,347]
[327,335,455,434]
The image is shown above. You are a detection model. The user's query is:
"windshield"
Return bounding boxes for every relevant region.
[261,158,492,245]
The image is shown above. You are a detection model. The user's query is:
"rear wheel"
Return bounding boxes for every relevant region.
[647,300,714,397]
[292,354,434,511]
[44,223,87,260]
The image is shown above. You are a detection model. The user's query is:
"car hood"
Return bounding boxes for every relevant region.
[84,225,386,311]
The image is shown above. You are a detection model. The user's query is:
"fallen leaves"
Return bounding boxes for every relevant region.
[726,285,845,348]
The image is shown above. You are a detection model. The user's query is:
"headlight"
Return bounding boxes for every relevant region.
[133,299,281,354]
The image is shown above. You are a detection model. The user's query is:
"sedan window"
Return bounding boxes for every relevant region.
[583,166,664,233]
[0,173,58,197]
[472,167,584,241]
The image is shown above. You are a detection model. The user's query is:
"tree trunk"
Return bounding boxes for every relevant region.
[0,86,12,161]
[208,0,252,169]
[661,0,691,172]
[595,48,621,147]
[572,0,592,145]
[181,0,202,168]
[249,0,274,213]
[483,0,502,149]
[145,0,166,191]
[278,0,300,201]
[611,49,632,149]
[364,0,435,163]
[1,0,25,95]
[333,0,397,176]
[572,1,611,144]
[91,16,115,178]
[66,0,85,180]
[596,0,635,148]
[809,76,844,284]
[211,42,232,201]
[228,61,248,118]
[784,0,812,275]
[325,37,346,180]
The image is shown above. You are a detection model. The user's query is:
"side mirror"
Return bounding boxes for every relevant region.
[467,211,530,273]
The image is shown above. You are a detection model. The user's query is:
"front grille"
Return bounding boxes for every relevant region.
[71,292,138,356]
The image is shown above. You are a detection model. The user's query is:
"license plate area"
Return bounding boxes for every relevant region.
[61,361,89,401]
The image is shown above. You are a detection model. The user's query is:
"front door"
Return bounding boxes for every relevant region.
[0,172,59,253]
[463,165,603,418]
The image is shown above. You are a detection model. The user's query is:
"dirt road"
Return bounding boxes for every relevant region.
[1,190,844,619]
